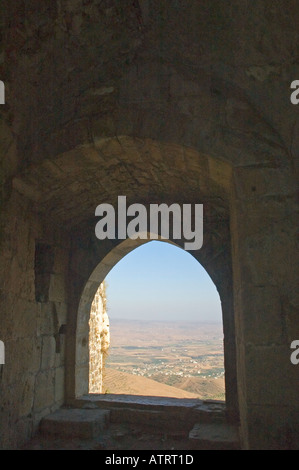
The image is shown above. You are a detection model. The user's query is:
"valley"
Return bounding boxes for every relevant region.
[103,320,225,401]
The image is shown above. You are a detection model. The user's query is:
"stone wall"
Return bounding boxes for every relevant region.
[89,282,110,393]
[0,189,70,449]
[0,0,298,450]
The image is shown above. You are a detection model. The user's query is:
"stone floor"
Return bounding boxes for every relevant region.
[21,395,240,450]
[22,423,195,450]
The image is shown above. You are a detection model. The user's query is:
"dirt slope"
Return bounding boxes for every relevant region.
[103,368,199,398]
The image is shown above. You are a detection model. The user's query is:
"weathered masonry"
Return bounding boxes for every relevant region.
[0,1,298,449]
[89,282,110,394]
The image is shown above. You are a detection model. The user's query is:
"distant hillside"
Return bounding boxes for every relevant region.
[103,368,225,400]
[103,368,199,399]
[157,375,225,400]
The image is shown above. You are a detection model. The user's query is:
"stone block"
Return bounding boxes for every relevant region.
[189,423,240,450]
[34,370,55,412]
[235,217,296,286]
[76,333,89,366]
[40,408,110,439]
[55,367,65,404]
[11,300,39,340]
[244,344,298,406]
[41,336,56,370]
[234,167,294,200]
[208,156,232,191]
[53,246,69,274]
[246,404,299,450]
[48,274,66,303]
[239,285,284,344]
[18,374,35,417]
[75,365,89,398]
[3,337,41,384]
[55,334,66,368]
[37,302,56,336]
[14,417,33,449]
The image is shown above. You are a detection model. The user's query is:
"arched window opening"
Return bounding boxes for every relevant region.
[88,241,225,402]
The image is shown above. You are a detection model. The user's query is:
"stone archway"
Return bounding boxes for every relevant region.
[10,121,297,448]
[66,192,238,421]
[74,236,233,406]
[75,239,236,396]
[1,1,298,449]
[12,134,239,419]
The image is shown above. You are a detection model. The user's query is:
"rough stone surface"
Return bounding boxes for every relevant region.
[88,282,110,393]
[24,400,235,449]
[0,0,298,450]
[40,408,110,439]
[189,423,239,450]
[71,394,227,433]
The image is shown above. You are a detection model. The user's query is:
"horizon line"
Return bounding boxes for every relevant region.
[108,317,223,324]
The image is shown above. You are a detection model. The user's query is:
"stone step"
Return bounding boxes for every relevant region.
[40,408,110,439]
[189,423,240,450]
[109,407,224,434]
[72,395,226,434]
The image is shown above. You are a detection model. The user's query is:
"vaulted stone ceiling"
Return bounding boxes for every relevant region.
[12,138,230,228]
[2,1,296,284]
[2,0,298,173]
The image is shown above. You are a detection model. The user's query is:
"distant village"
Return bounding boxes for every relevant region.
[107,344,225,381]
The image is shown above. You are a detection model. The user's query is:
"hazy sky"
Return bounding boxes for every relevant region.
[105,241,222,323]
